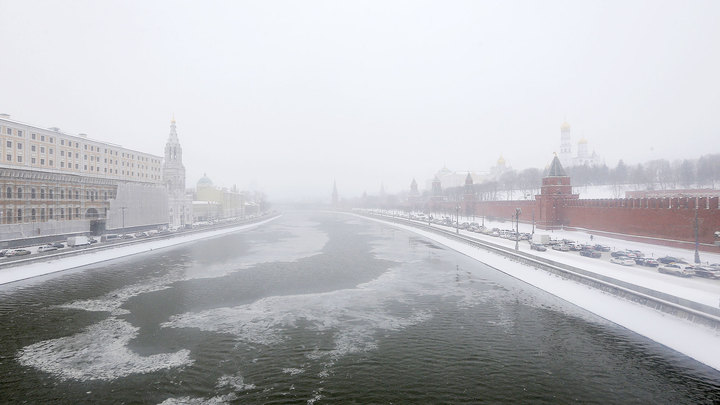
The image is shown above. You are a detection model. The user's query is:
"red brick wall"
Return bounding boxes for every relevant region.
[560,197,720,244]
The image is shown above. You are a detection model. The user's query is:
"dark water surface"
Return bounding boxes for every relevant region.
[1,212,719,404]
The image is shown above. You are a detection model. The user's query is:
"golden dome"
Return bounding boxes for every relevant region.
[560,121,571,131]
[578,138,588,144]
[497,154,506,165]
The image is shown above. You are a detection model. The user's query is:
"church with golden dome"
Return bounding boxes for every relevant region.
[557,120,602,167]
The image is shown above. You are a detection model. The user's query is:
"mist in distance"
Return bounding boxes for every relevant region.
[0,0,718,202]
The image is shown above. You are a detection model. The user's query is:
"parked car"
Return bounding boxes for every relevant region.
[530,243,547,252]
[37,245,58,253]
[579,249,601,258]
[610,257,635,266]
[552,244,570,252]
[658,264,692,278]
[51,242,65,249]
[635,257,660,267]
[10,249,31,256]
[611,251,629,258]
[570,243,584,251]
[0,249,9,257]
[658,256,687,264]
[593,244,611,252]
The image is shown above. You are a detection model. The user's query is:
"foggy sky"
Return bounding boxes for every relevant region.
[1,0,718,202]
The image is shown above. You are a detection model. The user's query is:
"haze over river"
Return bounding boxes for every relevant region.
[1,212,719,404]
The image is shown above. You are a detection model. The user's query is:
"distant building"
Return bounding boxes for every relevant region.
[193,174,244,221]
[331,181,339,206]
[427,165,486,190]
[0,113,168,242]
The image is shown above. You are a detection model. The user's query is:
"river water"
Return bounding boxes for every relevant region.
[0,212,719,404]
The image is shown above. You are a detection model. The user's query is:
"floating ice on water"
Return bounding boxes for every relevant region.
[17,317,193,381]
[282,367,305,376]
[157,394,237,405]
[216,372,255,390]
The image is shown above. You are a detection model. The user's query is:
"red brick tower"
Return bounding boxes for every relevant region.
[535,154,579,228]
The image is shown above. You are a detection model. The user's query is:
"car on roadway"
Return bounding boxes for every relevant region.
[530,243,547,252]
[610,257,635,266]
[37,245,58,253]
[611,251,629,258]
[51,242,65,249]
[579,249,601,258]
[688,266,720,280]
[8,249,31,256]
[658,264,692,277]
[593,244,611,252]
[552,244,570,252]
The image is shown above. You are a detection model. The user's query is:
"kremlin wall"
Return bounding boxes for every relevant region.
[414,156,720,251]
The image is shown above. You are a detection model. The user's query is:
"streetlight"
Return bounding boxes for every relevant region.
[121,206,127,230]
[515,207,521,251]
[456,203,460,234]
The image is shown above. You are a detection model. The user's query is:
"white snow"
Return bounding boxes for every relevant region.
[0,216,281,286]
[358,213,720,372]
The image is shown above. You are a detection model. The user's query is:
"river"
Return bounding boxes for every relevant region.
[1,212,718,404]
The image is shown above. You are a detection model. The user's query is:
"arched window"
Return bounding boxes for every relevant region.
[40,189,45,199]
[75,190,79,199]
[31,188,36,199]
[6,187,10,199]
[31,208,36,221]
[49,189,54,199]
[17,188,22,199]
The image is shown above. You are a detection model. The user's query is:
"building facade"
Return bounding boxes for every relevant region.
[0,114,169,241]
[193,174,244,221]
[557,121,602,167]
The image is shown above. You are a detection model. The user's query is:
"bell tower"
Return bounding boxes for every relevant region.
[162,116,191,227]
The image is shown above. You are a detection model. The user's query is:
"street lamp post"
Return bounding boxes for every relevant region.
[532,210,535,235]
[694,205,701,264]
[515,208,521,251]
[121,206,127,230]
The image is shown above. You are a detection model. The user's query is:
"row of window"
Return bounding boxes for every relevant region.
[1,207,106,224]
[1,187,115,201]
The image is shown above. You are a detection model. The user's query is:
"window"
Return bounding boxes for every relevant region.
[31,188,36,199]
[60,150,64,156]
[60,139,64,145]
[49,189,53,199]
[31,145,36,152]
[17,208,22,222]
[32,133,36,140]
[18,130,23,137]
[49,148,53,154]
[75,208,79,218]
[40,146,45,153]
[6,187,11,198]
[6,154,10,161]
[84,155,87,160]
[17,156,22,163]
[60,208,64,219]
[41,135,45,141]
[50,137,54,143]
[31,158,36,164]
[75,164,79,169]
[40,158,45,165]
[75,190,79,199]
[31,209,36,221]
[66,189,70,199]
[5,128,11,134]
[17,188,22,198]
[60,161,64,168]
[75,153,79,158]
[49,160,53,166]
[49,208,53,220]
[41,208,45,221]
[86,190,90,200]
[6,140,11,147]
[84,145,87,150]
[40,189,45,199]
[83,165,87,170]
[17,143,22,149]
[60,190,64,199]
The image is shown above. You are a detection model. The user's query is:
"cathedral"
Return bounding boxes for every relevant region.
[558,121,602,167]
